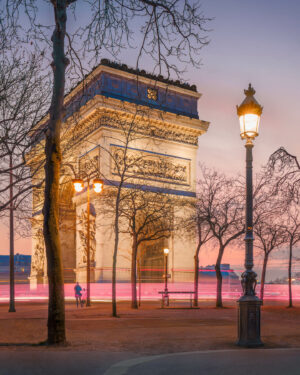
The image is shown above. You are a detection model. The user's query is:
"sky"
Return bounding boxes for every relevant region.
[195,0,300,280]
[2,0,300,280]
[197,0,300,176]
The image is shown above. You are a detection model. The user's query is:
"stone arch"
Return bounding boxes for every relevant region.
[140,237,169,283]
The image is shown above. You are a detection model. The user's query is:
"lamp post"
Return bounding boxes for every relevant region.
[163,248,169,305]
[236,84,263,347]
[73,178,103,306]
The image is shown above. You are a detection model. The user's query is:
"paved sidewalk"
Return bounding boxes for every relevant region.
[0,301,299,374]
[0,301,300,353]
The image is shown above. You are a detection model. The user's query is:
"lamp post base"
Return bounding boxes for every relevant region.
[8,305,16,313]
[237,295,263,347]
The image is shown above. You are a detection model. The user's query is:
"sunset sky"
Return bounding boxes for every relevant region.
[2,0,300,281]
[197,0,300,279]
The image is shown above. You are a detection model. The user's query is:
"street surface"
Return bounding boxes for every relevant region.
[0,351,128,375]
[104,348,300,375]
[0,348,299,375]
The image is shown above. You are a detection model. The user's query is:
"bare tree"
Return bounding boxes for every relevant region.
[0,51,48,212]
[250,166,287,303]
[183,197,212,307]
[0,49,49,312]
[254,220,285,303]
[281,206,300,308]
[96,110,177,315]
[3,0,210,343]
[103,112,155,317]
[198,167,244,308]
[262,148,300,304]
[266,147,300,204]
[120,188,174,309]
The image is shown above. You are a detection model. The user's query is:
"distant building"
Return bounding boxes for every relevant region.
[295,272,300,284]
[199,264,240,282]
[0,254,31,283]
[268,272,300,285]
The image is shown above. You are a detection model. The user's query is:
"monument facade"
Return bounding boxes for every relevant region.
[29,60,209,287]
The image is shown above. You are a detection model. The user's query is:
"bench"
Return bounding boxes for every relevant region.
[158,290,195,308]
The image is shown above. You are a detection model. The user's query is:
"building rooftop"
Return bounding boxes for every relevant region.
[92,59,198,92]
[33,60,203,140]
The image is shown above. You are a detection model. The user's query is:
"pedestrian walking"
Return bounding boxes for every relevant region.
[74,282,82,308]
[81,288,87,307]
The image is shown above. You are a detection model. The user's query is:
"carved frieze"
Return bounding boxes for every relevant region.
[110,145,190,185]
[65,113,198,152]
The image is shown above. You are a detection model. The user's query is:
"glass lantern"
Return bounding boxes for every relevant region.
[237,84,263,140]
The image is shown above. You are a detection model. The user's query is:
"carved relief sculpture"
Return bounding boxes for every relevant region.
[77,209,96,266]
[31,228,45,276]
[78,147,100,179]
[111,145,190,185]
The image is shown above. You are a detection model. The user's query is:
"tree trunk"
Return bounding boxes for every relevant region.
[43,1,68,345]
[193,242,201,307]
[131,237,138,309]
[260,252,268,304]
[288,241,293,308]
[112,188,121,317]
[215,246,224,308]
[138,256,141,307]
[9,153,15,313]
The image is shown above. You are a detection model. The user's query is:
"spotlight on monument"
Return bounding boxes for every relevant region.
[164,248,169,255]
[93,179,104,193]
[73,178,84,192]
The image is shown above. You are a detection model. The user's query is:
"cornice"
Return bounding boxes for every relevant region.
[29,91,210,161]
[65,94,209,137]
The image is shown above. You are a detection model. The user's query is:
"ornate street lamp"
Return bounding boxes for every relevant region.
[73,178,104,306]
[73,178,84,193]
[236,84,263,347]
[93,179,104,193]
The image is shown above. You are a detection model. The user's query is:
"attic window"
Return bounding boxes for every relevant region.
[147,87,158,101]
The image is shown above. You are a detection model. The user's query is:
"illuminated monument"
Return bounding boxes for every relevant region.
[29,60,209,287]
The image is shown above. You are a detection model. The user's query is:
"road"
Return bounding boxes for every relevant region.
[104,348,300,375]
[0,348,299,375]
